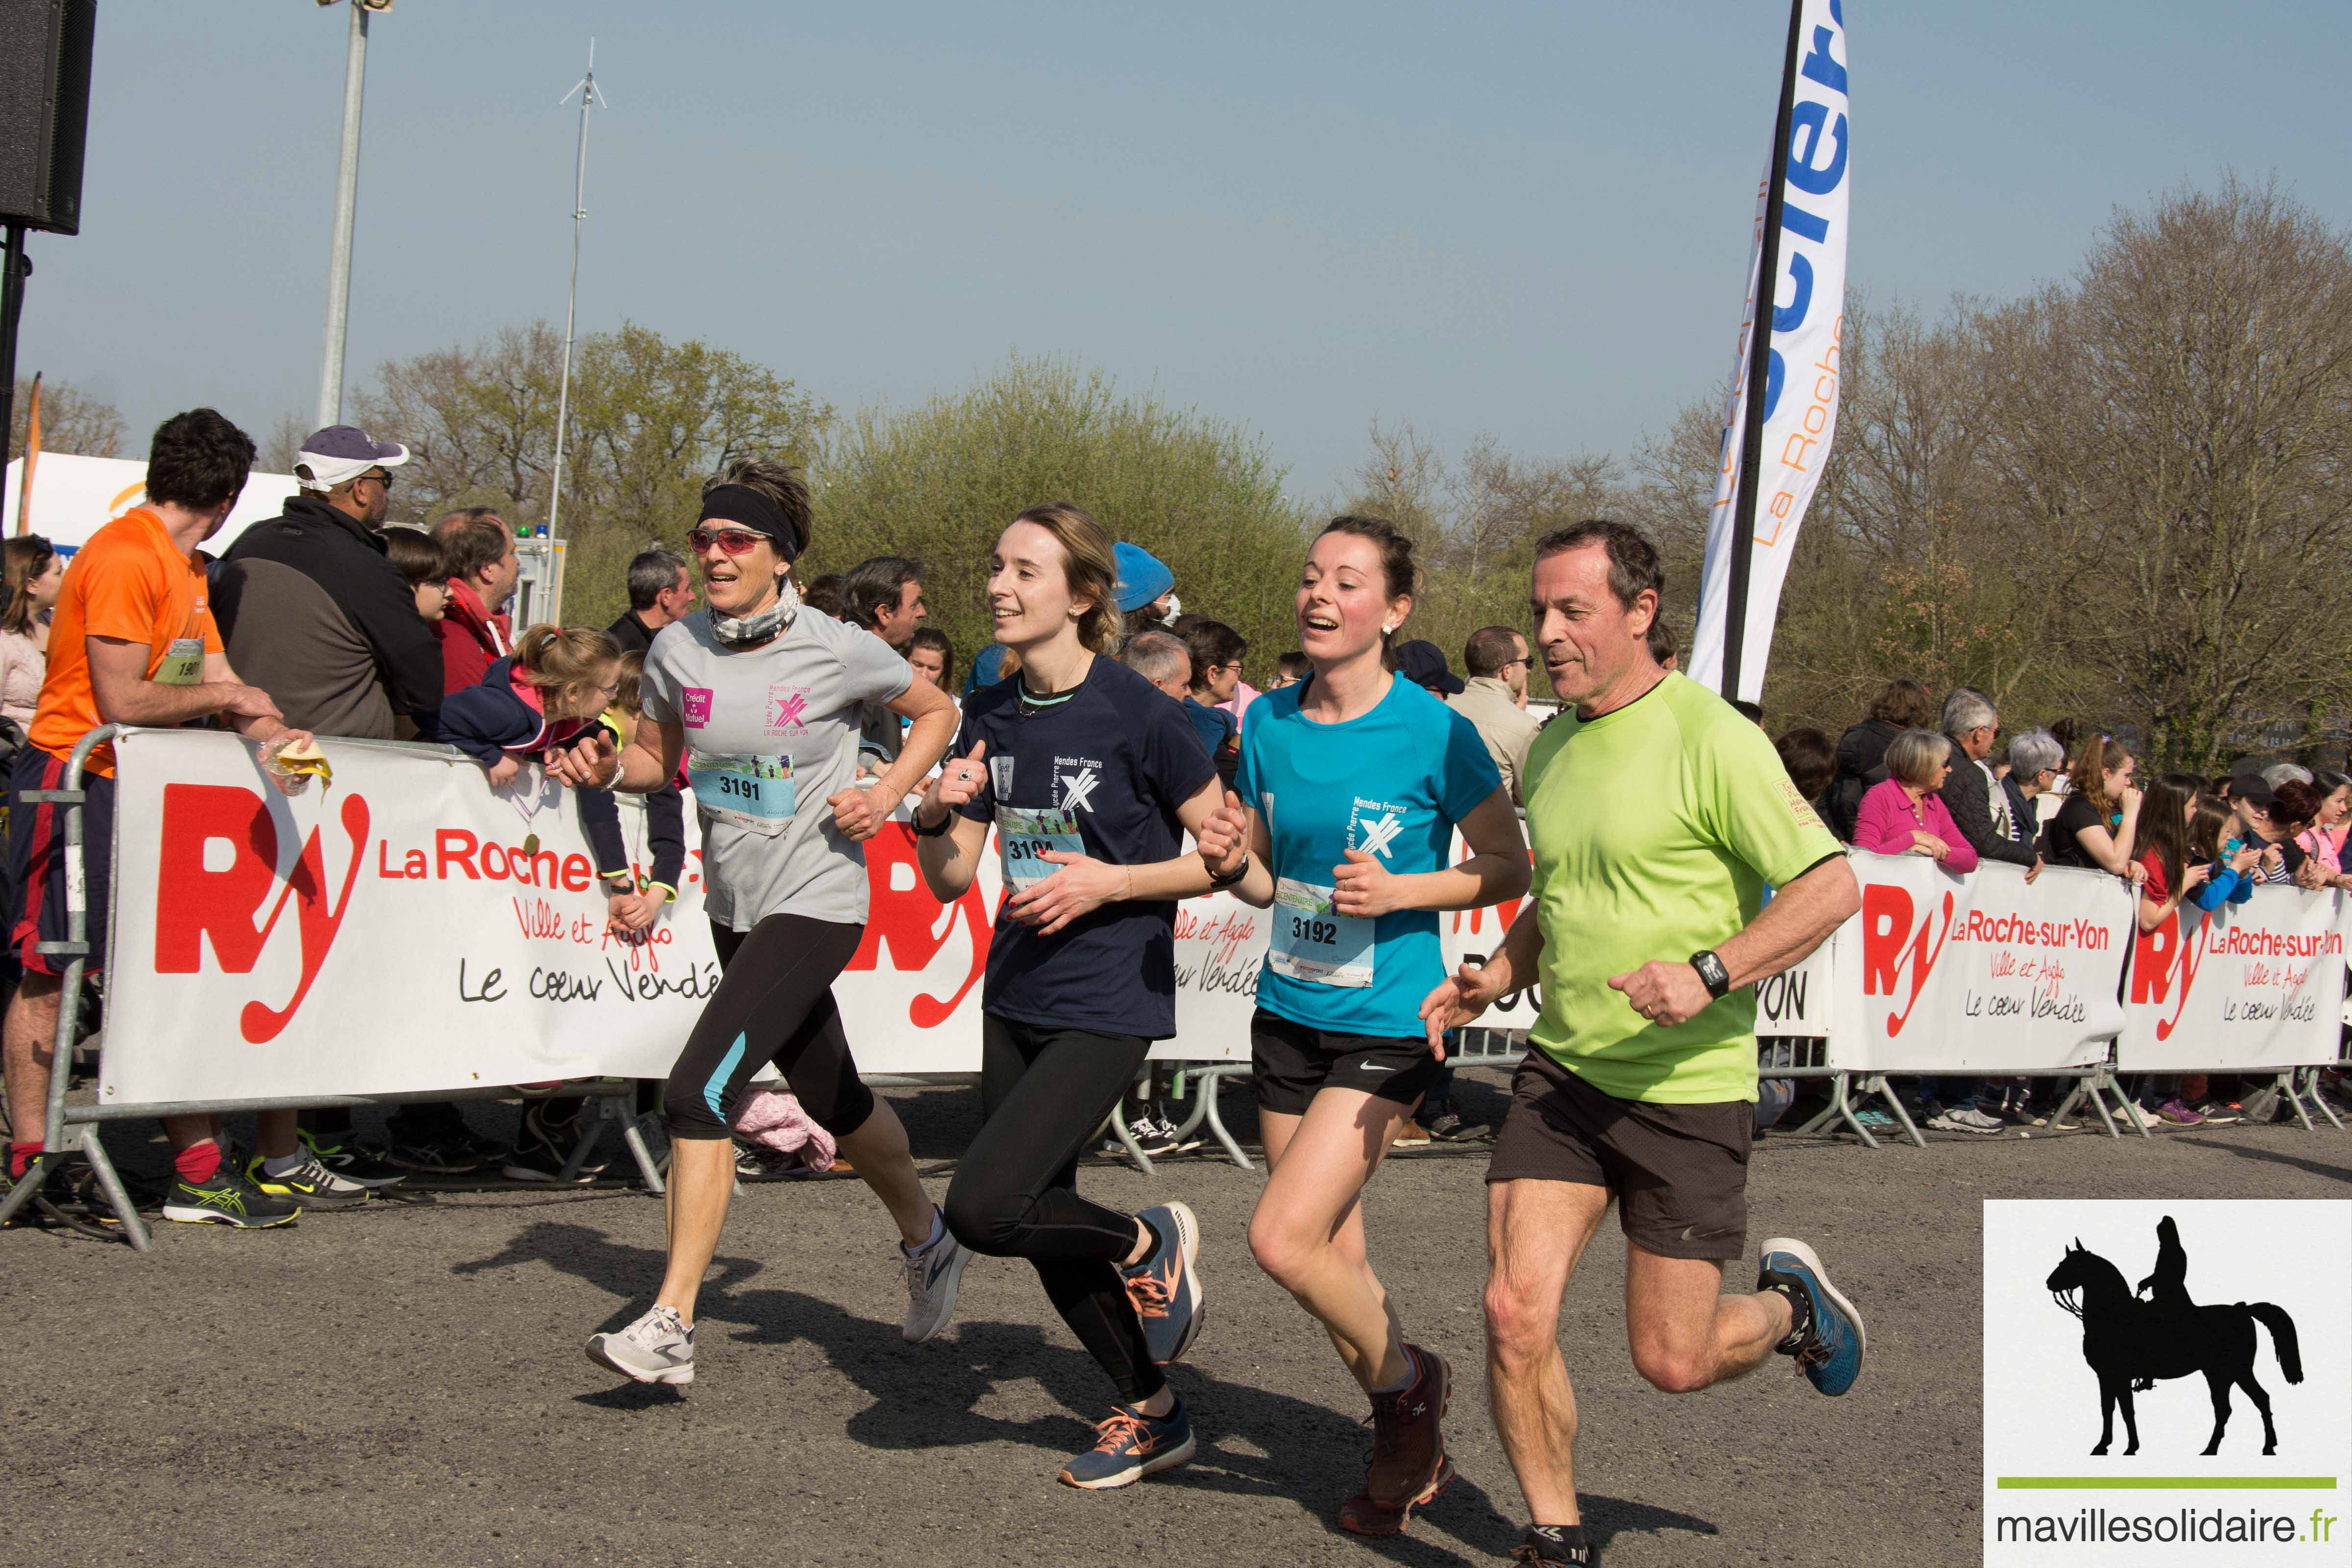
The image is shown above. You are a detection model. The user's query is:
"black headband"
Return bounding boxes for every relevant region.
[698,484,803,562]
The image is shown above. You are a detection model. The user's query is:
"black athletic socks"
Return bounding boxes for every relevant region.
[1758,1268,1814,1353]
[1517,1523,1593,1565]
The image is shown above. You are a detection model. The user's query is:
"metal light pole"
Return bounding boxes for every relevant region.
[547,39,607,547]
[315,0,385,431]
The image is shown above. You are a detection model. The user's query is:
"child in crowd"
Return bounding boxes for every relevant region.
[575,652,686,936]
[435,623,623,786]
[382,526,450,622]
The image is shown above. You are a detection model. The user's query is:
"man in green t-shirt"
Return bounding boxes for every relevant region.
[1421,521,1866,1568]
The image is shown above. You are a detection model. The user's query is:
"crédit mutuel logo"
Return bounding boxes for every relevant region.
[1983,1200,2351,1565]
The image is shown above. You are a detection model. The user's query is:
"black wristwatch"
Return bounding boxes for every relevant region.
[1689,950,1731,1000]
[1205,852,1249,892]
[912,808,955,838]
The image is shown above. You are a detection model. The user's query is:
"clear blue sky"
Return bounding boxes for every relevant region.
[17,1,2349,500]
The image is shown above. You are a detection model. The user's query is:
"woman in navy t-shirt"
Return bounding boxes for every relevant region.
[912,503,1231,1492]
[1196,515,1528,1535]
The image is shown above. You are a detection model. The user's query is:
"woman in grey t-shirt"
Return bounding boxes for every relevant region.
[557,461,964,1389]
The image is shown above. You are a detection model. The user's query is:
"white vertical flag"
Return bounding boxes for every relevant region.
[1688,0,1850,703]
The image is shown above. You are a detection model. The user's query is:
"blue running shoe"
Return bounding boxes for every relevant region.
[1122,1201,1204,1365]
[1853,1108,1897,1131]
[1058,1399,1196,1489]
[1758,1237,1865,1396]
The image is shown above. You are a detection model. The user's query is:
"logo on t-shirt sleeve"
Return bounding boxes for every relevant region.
[682,687,713,729]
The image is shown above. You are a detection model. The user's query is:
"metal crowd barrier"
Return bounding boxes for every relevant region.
[0,727,665,1250]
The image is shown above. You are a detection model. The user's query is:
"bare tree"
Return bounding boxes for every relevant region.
[9,375,126,461]
[1979,177,2352,768]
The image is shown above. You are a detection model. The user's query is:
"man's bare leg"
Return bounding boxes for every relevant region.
[1484,1177,1610,1526]
[1622,1244,1792,1395]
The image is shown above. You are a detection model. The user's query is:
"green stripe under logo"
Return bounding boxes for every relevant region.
[1996,1477,2338,1491]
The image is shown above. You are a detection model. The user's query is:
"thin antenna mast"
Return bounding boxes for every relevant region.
[547,38,607,546]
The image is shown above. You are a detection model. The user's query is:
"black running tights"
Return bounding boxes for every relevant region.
[944,1015,1163,1403]
[660,915,875,1141]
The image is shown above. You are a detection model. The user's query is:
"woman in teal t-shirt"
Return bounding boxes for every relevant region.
[1196,515,1527,1536]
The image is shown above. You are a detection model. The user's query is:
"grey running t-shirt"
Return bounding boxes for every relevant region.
[639,609,912,930]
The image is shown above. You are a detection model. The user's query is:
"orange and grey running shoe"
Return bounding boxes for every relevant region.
[1120,1201,1203,1365]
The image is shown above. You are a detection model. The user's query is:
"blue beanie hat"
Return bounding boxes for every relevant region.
[1113,542,1175,613]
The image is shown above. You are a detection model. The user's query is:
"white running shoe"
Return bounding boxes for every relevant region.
[901,1214,970,1344]
[1927,1105,2005,1135]
[586,1304,694,1385]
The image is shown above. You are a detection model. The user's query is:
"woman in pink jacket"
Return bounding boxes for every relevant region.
[1851,728,1978,871]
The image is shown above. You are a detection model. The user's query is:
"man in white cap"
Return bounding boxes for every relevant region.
[216,423,443,743]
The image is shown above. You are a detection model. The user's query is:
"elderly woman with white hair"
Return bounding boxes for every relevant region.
[1851,728,1980,871]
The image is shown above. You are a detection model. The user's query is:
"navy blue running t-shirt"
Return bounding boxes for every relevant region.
[952,653,1218,1040]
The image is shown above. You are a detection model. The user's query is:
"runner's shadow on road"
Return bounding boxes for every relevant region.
[458,1221,1717,1563]
[2174,1136,2352,1184]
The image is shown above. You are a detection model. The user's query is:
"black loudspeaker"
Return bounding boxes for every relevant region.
[0,0,96,235]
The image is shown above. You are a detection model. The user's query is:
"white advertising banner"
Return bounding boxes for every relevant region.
[1688,0,1852,702]
[99,730,1324,1105]
[2117,883,2346,1073]
[1828,856,2132,1074]
[3,451,300,556]
[104,730,725,1104]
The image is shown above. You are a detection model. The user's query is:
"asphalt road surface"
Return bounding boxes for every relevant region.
[4,1073,2346,1567]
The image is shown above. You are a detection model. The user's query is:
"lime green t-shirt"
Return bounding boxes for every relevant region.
[1521,672,1841,1104]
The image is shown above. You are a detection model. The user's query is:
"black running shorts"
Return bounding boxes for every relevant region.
[1250,1006,1440,1116]
[1486,1050,1753,1262]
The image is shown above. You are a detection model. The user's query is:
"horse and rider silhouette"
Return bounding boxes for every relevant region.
[2046,1216,2303,1457]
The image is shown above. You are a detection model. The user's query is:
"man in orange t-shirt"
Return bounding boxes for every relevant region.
[3,409,314,1230]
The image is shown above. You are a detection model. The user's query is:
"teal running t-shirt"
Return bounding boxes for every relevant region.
[1236,673,1503,1039]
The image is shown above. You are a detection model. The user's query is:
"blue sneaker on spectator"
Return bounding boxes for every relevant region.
[1058,1399,1195,1489]
[1758,1237,1865,1396]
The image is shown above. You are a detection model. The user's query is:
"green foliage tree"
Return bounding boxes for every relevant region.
[811,355,1310,681]
[353,321,827,624]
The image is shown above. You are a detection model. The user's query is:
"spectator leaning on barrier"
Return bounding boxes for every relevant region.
[2039,735,2144,882]
[215,423,445,743]
[608,545,695,659]
[1852,729,1980,872]
[2230,773,2325,888]
[1933,687,2041,881]
[433,509,521,693]
[0,534,63,730]
[1822,678,1933,841]
[2296,768,2352,882]
[1854,728,2003,1134]
[2,410,318,1228]
[2131,773,2215,1127]
[1447,625,1542,806]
